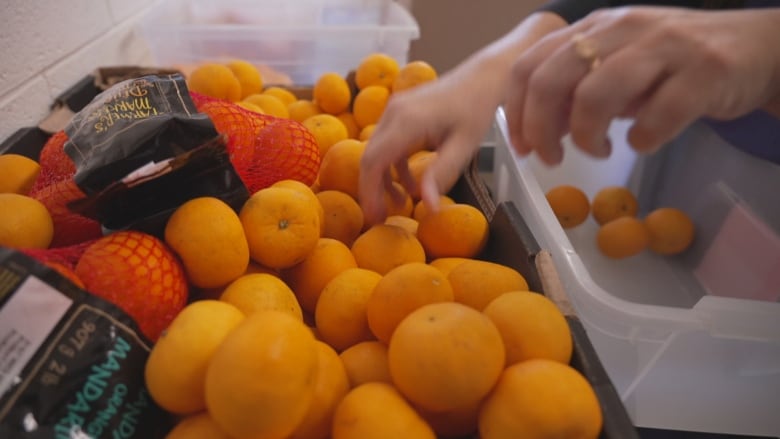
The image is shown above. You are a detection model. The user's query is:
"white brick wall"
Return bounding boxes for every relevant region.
[0,0,158,143]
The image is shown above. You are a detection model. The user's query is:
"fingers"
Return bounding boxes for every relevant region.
[419,134,477,213]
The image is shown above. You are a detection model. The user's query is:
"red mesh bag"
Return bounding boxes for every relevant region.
[190,92,321,193]
[30,130,76,194]
[20,239,95,272]
[30,178,103,248]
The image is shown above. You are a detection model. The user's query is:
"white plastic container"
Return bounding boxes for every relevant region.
[490,108,780,437]
[137,0,420,85]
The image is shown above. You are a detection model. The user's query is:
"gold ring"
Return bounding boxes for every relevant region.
[571,33,601,71]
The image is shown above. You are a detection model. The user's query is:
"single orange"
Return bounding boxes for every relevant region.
[314,72,352,115]
[354,53,400,90]
[416,203,489,259]
[339,340,393,388]
[644,207,695,255]
[447,259,529,311]
[392,60,438,93]
[316,190,365,246]
[351,224,426,275]
[288,99,323,123]
[317,139,366,200]
[596,216,650,259]
[353,85,390,129]
[545,185,590,229]
[303,113,350,156]
[591,186,639,225]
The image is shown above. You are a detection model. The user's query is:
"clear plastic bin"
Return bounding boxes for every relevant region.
[137,0,420,85]
[490,108,780,437]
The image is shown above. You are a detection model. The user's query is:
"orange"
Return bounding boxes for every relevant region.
[236,100,265,114]
[315,267,382,352]
[447,259,529,311]
[392,60,438,93]
[406,150,438,200]
[412,195,456,222]
[353,85,390,128]
[545,185,590,229]
[303,113,350,156]
[385,215,418,236]
[272,179,326,234]
[317,138,366,200]
[596,216,650,259]
[591,186,639,225]
[243,93,289,119]
[351,224,426,275]
[227,59,264,99]
[366,262,454,344]
[164,412,233,439]
[164,196,249,289]
[288,99,322,123]
[332,382,436,439]
[354,53,400,90]
[289,341,351,439]
[417,203,489,259]
[0,193,53,249]
[205,310,318,439]
[187,63,242,102]
[239,186,321,269]
[383,181,415,218]
[339,340,393,388]
[282,237,358,315]
[358,123,376,141]
[0,154,40,195]
[478,359,603,439]
[263,86,297,106]
[644,207,695,255]
[316,190,365,246]
[313,72,352,115]
[337,112,360,139]
[483,291,572,366]
[388,302,505,412]
[145,300,245,415]
[219,273,303,321]
[428,257,471,276]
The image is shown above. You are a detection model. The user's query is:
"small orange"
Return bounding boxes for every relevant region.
[187,63,242,102]
[272,179,326,234]
[337,112,360,139]
[318,139,367,200]
[288,99,322,123]
[331,382,436,439]
[592,186,639,225]
[385,215,418,236]
[478,359,603,439]
[358,124,376,141]
[316,190,365,246]
[282,237,358,315]
[219,273,303,321]
[0,193,54,249]
[239,186,321,269]
[145,300,245,415]
[354,53,400,90]
[339,340,393,388]
[315,267,382,352]
[427,257,471,276]
[164,412,233,439]
[243,93,289,119]
[205,311,318,439]
[644,207,695,255]
[314,72,352,115]
[353,85,390,129]
[351,224,426,275]
[417,203,489,259]
[392,60,438,93]
[388,302,505,412]
[288,341,351,439]
[263,86,298,106]
[303,113,350,156]
[483,291,573,366]
[0,154,40,195]
[383,181,415,218]
[412,195,455,222]
[597,216,650,259]
[545,185,590,229]
[226,59,263,99]
[366,262,454,343]
[447,259,529,311]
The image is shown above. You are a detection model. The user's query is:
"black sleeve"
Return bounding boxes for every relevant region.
[534,0,722,24]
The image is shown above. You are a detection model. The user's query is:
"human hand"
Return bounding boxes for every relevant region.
[505,6,780,165]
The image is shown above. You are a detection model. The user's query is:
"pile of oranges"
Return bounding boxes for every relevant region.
[545,184,696,259]
[0,53,606,439]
